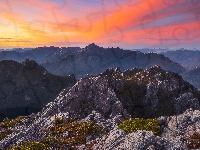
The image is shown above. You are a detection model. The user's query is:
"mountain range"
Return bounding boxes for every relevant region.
[0,44,200,149]
[0,46,81,64]
[1,44,200,90]
[42,43,185,79]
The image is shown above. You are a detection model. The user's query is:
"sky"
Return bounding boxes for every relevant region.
[0,0,200,49]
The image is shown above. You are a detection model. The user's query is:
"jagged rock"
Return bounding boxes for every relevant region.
[0,66,200,149]
[160,108,200,139]
[93,129,188,150]
[93,128,126,150]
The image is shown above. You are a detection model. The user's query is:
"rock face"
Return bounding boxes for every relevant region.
[93,128,188,150]
[103,65,199,118]
[0,66,199,149]
[43,43,185,79]
[0,59,76,120]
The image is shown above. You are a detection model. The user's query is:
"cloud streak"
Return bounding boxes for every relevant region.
[0,0,199,49]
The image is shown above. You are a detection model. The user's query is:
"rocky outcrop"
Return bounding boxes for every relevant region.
[92,129,187,150]
[0,66,199,149]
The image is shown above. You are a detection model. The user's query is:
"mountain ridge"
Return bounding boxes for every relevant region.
[0,59,76,121]
[43,43,185,79]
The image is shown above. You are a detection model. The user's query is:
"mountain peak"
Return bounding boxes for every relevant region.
[22,58,38,68]
[86,43,99,49]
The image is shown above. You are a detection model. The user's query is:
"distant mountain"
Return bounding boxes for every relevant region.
[43,43,185,79]
[163,50,200,70]
[0,44,186,81]
[0,66,199,149]
[0,59,76,121]
[132,48,170,53]
[3,48,33,52]
[163,50,200,88]
[0,46,81,64]
[182,67,200,89]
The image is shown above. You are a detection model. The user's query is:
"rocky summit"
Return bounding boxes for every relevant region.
[0,66,200,149]
[0,59,76,121]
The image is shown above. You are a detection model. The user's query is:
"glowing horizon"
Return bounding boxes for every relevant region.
[0,0,200,49]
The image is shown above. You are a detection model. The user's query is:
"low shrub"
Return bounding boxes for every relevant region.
[9,117,108,149]
[0,129,18,141]
[54,117,63,125]
[0,116,28,128]
[187,132,200,149]
[9,142,46,150]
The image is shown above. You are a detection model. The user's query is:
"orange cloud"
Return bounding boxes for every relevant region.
[0,0,200,49]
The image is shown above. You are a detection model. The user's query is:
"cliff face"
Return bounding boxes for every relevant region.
[0,66,199,149]
[0,59,76,120]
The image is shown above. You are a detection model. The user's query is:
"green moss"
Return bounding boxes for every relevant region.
[118,118,160,136]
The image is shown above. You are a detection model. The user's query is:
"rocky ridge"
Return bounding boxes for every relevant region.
[0,66,200,149]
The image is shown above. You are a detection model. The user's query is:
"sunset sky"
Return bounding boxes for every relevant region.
[0,0,200,49]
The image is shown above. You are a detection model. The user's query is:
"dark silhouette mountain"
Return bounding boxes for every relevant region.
[0,59,76,121]
[0,65,199,149]
[163,50,200,70]
[42,43,185,79]
[0,46,81,64]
